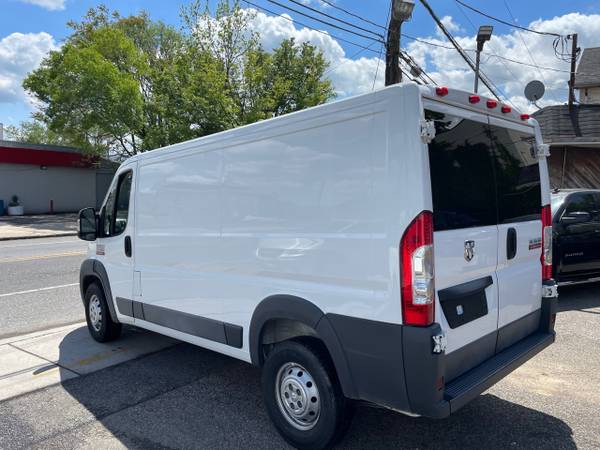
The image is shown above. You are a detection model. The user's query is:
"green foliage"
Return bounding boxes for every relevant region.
[23,1,335,160]
[4,120,75,146]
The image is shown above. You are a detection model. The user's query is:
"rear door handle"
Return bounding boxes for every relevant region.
[506,228,517,260]
[124,235,132,258]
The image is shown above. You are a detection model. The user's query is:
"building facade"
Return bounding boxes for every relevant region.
[0,140,116,215]
[533,47,600,189]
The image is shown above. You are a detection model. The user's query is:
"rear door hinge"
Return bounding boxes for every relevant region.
[420,119,436,144]
[536,143,550,158]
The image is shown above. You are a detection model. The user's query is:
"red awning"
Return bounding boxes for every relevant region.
[0,145,96,168]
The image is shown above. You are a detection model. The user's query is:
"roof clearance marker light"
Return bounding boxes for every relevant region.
[436,86,449,97]
[469,95,480,104]
[486,99,498,109]
[520,114,530,120]
[501,105,511,113]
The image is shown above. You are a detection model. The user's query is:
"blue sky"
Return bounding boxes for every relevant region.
[1,0,600,129]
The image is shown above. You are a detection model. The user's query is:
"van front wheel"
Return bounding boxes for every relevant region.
[84,283,122,342]
[261,339,353,449]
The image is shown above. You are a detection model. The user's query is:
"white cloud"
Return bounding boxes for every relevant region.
[248,9,600,113]
[248,10,386,97]
[438,15,463,36]
[0,32,57,104]
[18,0,65,11]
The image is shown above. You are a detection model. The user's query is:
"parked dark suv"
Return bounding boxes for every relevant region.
[551,189,600,284]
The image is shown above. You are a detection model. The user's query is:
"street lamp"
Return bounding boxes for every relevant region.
[474,25,493,93]
[392,0,415,21]
[385,0,416,86]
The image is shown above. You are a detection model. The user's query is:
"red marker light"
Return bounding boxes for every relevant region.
[520,114,530,120]
[436,86,449,97]
[469,95,480,104]
[486,99,498,109]
[501,105,512,113]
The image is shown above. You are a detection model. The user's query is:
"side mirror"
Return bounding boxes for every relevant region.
[78,207,97,241]
[561,211,591,225]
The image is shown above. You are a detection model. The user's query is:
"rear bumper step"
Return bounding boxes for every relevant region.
[402,295,557,419]
[444,331,555,413]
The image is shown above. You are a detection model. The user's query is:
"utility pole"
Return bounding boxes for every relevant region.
[568,33,579,112]
[385,0,415,86]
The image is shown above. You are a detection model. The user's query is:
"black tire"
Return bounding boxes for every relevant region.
[84,282,122,343]
[261,338,354,450]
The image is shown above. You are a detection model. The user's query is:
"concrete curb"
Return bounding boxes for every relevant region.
[0,232,77,242]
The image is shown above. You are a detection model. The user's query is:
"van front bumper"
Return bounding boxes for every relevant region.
[327,294,557,418]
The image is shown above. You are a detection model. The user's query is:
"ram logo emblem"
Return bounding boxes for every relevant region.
[464,240,475,262]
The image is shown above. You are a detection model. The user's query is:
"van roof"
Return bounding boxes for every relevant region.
[124,83,535,166]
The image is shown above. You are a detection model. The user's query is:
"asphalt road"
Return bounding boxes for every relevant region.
[0,236,87,339]
[0,237,599,449]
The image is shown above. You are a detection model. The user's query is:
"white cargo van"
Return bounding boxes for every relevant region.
[78,83,558,449]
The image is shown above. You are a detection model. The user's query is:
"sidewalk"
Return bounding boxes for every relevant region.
[0,323,177,401]
[0,213,78,241]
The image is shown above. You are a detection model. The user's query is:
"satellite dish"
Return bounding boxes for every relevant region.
[524,80,545,102]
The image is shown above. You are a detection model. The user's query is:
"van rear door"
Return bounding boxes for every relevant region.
[488,117,542,347]
[425,105,500,380]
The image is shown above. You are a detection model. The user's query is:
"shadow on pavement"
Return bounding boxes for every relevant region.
[557,282,600,313]
[54,335,576,449]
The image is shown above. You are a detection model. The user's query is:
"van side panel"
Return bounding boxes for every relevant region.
[133,86,427,361]
[219,110,379,321]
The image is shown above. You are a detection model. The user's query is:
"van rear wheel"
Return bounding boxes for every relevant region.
[84,283,122,342]
[261,339,353,449]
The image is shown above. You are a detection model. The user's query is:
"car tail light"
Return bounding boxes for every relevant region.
[501,105,511,113]
[436,86,449,97]
[486,99,497,109]
[541,205,553,280]
[520,114,530,121]
[469,95,480,104]
[400,211,435,326]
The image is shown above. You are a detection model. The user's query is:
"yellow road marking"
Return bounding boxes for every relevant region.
[0,251,86,264]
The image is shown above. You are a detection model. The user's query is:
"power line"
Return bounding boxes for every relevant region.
[243,0,382,54]
[418,0,502,100]
[270,0,434,86]
[502,0,561,103]
[319,0,387,31]
[401,33,582,76]
[284,0,384,40]
[454,1,520,82]
[323,41,380,77]
[266,0,384,44]
[372,1,391,90]
[454,0,563,37]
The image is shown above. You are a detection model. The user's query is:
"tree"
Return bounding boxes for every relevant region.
[4,120,76,146]
[23,1,335,160]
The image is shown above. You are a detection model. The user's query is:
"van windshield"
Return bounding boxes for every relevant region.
[426,110,541,231]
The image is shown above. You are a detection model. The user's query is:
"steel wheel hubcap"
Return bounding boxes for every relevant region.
[88,295,102,332]
[275,363,320,431]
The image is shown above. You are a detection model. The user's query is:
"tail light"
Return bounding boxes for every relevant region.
[436,86,449,97]
[469,95,480,104]
[486,99,498,109]
[400,211,435,326]
[520,114,530,121]
[541,205,553,280]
